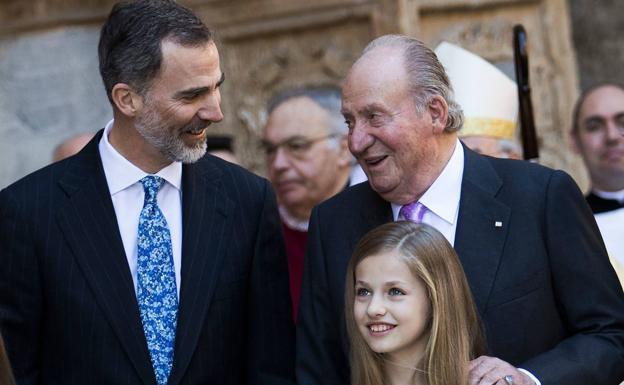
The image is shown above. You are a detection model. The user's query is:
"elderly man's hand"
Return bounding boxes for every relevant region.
[468,356,535,385]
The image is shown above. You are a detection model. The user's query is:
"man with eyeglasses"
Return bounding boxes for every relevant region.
[261,86,362,320]
[570,82,624,285]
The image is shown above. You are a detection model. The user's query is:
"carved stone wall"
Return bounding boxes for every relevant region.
[0,0,590,190]
[569,0,624,90]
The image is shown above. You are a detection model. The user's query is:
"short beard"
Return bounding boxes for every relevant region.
[135,103,208,164]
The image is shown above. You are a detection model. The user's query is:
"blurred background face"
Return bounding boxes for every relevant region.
[573,85,624,189]
[263,96,348,219]
[461,136,521,159]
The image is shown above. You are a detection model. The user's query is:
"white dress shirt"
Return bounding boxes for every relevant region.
[391,138,464,246]
[98,119,183,298]
[391,139,541,385]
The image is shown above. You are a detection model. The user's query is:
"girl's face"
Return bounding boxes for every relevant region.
[353,249,431,364]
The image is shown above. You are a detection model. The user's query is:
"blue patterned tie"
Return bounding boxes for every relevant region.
[137,176,178,385]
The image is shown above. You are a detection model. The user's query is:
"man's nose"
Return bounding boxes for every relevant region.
[366,294,386,317]
[198,92,224,123]
[270,147,291,172]
[348,123,374,156]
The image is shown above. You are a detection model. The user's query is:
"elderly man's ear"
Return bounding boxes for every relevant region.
[112,83,144,118]
[428,95,449,133]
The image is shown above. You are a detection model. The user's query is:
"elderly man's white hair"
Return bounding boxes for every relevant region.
[361,35,464,133]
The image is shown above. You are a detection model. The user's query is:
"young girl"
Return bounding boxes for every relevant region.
[345,221,485,385]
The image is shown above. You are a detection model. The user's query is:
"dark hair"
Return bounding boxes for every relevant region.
[571,82,624,133]
[98,0,213,104]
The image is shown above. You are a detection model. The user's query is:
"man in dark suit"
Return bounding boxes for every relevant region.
[296,35,624,385]
[0,1,294,384]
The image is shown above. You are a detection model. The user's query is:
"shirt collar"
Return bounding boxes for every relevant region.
[391,139,464,224]
[592,188,624,203]
[278,205,309,232]
[98,119,182,195]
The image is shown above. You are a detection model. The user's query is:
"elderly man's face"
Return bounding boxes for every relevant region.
[134,40,224,164]
[341,48,441,204]
[263,96,348,219]
[573,85,624,186]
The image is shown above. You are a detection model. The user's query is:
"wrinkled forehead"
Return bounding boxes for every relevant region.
[342,49,408,110]
[264,96,330,138]
[345,47,405,88]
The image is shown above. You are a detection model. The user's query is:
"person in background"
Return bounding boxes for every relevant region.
[0,1,294,384]
[435,41,521,160]
[296,34,624,385]
[261,86,363,320]
[345,221,485,385]
[570,82,624,286]
[52,132,96,162]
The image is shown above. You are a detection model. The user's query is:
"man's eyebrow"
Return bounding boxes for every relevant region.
[174,87,210,99]
[583,115,606,125]
[216,72,225,87]
[173,72,225,100]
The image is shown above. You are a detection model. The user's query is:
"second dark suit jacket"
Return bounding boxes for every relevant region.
[296,146,624,385]
[0,131,295,385]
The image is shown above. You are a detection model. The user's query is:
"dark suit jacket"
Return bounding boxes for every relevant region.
[296,146,624,385]
[0,132,295,385]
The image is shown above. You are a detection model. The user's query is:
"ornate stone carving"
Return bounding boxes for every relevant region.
[219,21,369,173]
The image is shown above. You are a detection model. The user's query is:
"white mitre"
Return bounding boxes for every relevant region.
[435,41,518,140]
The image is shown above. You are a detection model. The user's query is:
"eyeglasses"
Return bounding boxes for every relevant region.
[260,134,340,159]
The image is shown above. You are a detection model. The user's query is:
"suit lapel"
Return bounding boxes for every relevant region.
[454,148,510,314]
[56,132,156,385]
[356,184,393,245]
[168,159,233,385]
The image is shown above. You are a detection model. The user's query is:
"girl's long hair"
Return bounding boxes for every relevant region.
[345,221,486,385]
[0,333,16,385]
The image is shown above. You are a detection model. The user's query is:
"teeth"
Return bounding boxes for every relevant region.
[369,324,393,332]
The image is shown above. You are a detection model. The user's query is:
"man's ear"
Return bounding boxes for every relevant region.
[111,83,144,118]
[428,95,449,134]
[569,130,581,154]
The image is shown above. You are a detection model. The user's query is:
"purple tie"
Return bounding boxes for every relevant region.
[399,201,427,223]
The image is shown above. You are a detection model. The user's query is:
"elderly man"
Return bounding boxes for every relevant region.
[571,83,624,284]
[0,1,294,384]
[435,41,522,159]
[262,87,356,319]
[296,35,624,385]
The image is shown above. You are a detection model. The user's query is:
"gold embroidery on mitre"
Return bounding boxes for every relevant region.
[459,117,516,140]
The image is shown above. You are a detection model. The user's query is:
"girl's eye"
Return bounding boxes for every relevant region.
[356,287,370,296]
[389,288,404,296]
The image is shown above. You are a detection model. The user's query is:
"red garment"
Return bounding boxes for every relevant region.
[281,222,308,322]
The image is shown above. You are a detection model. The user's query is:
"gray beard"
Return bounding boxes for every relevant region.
[135,107,207,164]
